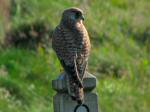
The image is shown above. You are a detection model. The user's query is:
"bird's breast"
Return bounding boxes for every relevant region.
[74,28,91,58]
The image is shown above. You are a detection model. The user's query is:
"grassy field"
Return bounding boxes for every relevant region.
[0,0,150,112]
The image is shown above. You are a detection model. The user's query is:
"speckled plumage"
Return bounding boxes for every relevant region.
[52,7,91,104]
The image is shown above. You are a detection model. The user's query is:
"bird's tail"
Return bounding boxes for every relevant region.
[66,76,84,104]
[75,85,84,104]
[61,54,86,104]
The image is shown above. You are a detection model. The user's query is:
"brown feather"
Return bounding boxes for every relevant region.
[52,7,91,104]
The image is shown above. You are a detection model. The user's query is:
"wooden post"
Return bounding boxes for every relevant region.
[52,72,99,112]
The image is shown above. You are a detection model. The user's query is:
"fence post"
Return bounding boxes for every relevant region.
[52,72,99,112]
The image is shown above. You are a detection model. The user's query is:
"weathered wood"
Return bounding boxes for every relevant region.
[52,72,99,112]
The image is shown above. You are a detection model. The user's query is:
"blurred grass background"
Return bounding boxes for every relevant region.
[0,0,150,112]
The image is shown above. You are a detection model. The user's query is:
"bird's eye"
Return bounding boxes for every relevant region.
[75,12,81,19]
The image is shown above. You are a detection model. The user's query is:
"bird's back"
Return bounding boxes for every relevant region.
[52,21,91,104]
[52,25,76,65]
[52,24,90,65]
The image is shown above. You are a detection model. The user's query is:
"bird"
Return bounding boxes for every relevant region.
[52,7,91,104]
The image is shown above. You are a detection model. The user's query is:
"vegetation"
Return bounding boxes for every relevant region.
[0,0,150,112]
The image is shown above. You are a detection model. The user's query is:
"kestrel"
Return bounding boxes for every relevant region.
[52,7,91,104]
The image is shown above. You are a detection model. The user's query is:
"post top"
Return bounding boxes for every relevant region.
[52,72,97,92]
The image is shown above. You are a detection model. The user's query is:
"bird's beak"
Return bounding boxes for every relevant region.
[81,15,85,21]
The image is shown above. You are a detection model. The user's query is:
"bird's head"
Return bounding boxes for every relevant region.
[61,7,85,27]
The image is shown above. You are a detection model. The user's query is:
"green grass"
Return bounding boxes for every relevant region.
[0,0,150,112]
[0,48,58,112]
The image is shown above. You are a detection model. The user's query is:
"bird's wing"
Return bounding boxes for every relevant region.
[52,26,83,87]
[52,26,65,60]
[60,58,83,87]
[77,59,88,80]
